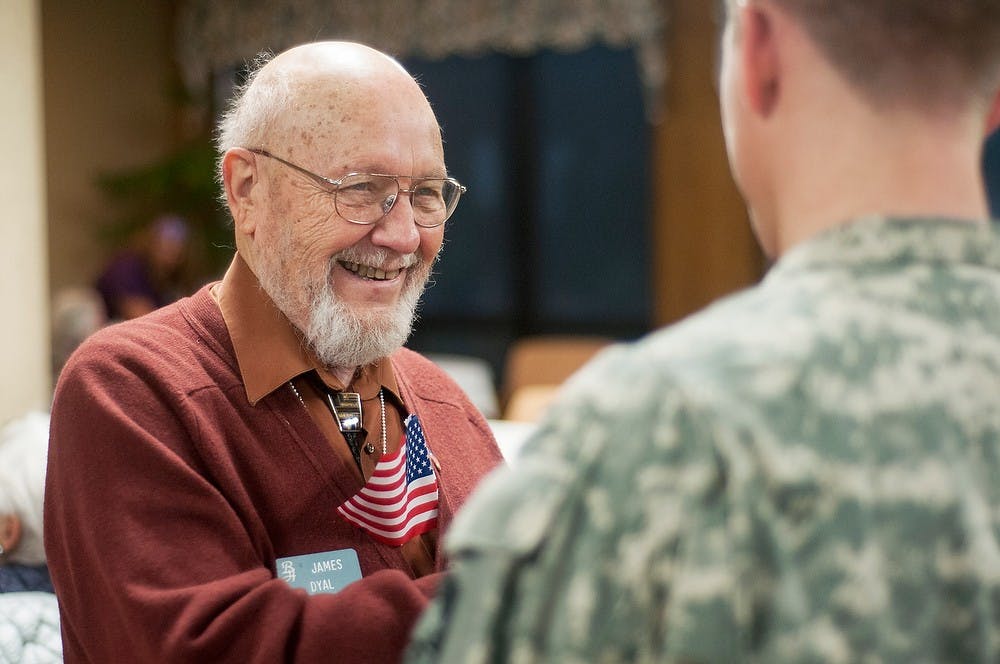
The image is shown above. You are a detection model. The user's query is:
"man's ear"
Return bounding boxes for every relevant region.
[0,513,22,557]
[738,2,782,117]
[223,148,261,237]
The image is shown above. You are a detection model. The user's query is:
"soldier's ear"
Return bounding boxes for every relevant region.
[0,513,22,557]
[987,88,1000,135]
[737,1,782,118]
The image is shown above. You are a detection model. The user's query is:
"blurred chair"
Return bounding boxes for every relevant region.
[502,335,612,421]
[486,419,537,463]
[426,353,500,419]
[503,385,561,423]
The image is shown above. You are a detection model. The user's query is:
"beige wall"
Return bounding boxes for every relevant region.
[43,0,176,297]
[0,0,50,420]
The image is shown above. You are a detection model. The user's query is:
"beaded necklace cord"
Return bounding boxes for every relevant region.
[288,380,386,456]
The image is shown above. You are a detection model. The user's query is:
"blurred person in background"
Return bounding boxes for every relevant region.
[95,212,190,321]
[407,0,1000,661]
[0,411,61,663]
[0,411,51,593]
[50,287,106,385]
[46,41,502,663]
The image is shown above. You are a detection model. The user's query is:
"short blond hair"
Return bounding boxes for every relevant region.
[731,0,1000,110]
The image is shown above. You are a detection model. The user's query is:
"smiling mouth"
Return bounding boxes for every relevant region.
[339,260,403,281]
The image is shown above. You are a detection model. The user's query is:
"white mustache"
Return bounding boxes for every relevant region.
[333,247,419,272]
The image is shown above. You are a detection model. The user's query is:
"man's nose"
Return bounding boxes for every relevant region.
[370,193,420,254]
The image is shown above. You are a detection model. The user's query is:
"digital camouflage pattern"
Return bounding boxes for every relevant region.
[407,217,1000,663]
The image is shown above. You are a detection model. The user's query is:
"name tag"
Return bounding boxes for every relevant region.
[275,549,363,595]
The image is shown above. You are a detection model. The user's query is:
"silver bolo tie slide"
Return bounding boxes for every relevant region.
[327,392,365,467]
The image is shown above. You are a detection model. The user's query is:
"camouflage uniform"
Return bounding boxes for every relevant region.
[407,217,1000,664]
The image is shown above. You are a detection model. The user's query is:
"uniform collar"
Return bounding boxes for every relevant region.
[769,216,1000,281]
[215,253,401,405]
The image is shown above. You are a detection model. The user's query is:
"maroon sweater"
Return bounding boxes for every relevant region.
[44,285,503,663]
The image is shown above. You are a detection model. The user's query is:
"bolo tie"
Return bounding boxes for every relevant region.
[324,390,388,474]
[326,391,364,470]
[292,375,387,473]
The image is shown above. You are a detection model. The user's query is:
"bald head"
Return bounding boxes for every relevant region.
[216,41,452,371]
[267,41,413,84]
[217,41,442,185]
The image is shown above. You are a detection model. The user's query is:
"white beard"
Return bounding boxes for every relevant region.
[303,252,429,369]
[257,242,432,372]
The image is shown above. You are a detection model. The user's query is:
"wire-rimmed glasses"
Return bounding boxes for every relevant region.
[247,148,466,228]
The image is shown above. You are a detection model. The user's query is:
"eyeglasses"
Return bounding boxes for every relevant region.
[247,148,466,228]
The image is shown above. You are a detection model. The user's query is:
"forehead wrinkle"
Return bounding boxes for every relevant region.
[256,43,445,177]
[279,78,440,161]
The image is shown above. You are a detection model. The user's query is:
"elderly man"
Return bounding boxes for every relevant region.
[45,41,502,663]
[407,1,1000,662]
[0,412,62,662]
[0,411,52,593]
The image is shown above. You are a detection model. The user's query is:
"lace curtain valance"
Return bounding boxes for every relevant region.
[175,0,669,121]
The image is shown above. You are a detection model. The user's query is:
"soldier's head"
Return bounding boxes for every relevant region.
[724,0,1000,112]
[717,0,1000,256]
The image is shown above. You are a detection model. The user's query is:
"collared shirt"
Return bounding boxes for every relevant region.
[213,253,436,575]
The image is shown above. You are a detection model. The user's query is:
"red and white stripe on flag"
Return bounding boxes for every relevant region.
[337,414,439,546]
